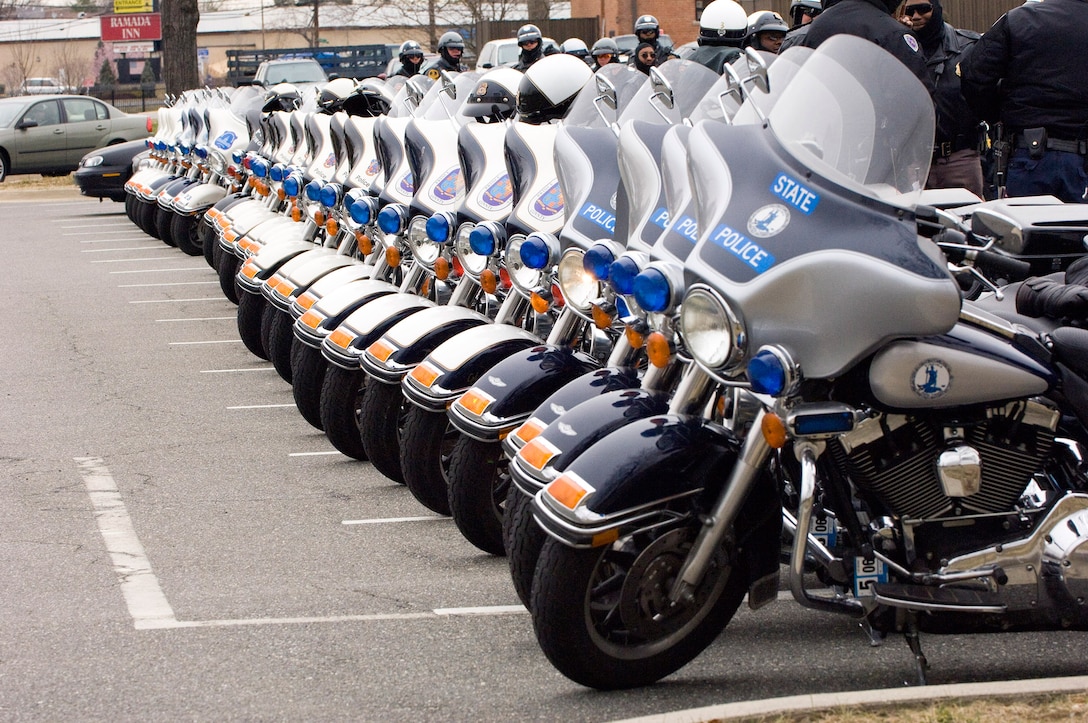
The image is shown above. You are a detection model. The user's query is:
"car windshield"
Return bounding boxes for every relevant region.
[264,61,326,84]
[496,43,520,66]
[0,100,30,127]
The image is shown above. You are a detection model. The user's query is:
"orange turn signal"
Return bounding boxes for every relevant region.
[368,338,396,363]
[646,331,672,369]
[530,292,551,315]
[625,324,646,349]
[434,257,450,281]
[409,362,440,388]
[480,269,498,295]
[314,210,326,227]
[591,303,614,331]
[513,417,547,445]
[300,310,323,329]
[386,246,401,268]
[326,218,339,237]
[328,328,355,349]
[296,292,318,310]
[356,231,373,255]
[545,472,591,510]
[520,436,560,472]
[457,388,495,417]
[761,413,788,449]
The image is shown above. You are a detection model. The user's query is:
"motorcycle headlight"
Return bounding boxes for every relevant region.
[283,173,302,198]
[319,183,342,209]
[519,232,560,271]
[426,212,456,244]
[407,215,441,267]
[557,249,597,313]
[209,151,227,175]
[82,155,104,168]
[454,222,490,277]
[304,179,323,203]
[377,204,408,236]
[504,234,539,294]
[679,285,746,372]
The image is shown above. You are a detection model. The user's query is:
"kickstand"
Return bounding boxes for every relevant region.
[860,619,886,647]
[903,616,929,686]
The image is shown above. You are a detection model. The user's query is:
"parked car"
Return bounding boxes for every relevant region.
[0,95,153,182]
[474,37,560,70]
[73,138,150,202]
[20,77,66,95]
[251,58,328,86]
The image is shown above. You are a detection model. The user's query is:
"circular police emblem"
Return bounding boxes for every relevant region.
[427,68,441,80]
[911,359,952,399]
[747,204,790,238]
[609,192,617,210]
[904,34,920,53]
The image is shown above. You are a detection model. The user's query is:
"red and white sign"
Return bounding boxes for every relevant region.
[100,13,161,42]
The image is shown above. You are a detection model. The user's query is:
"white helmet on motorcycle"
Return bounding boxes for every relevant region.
[516,54,593,124]
[462,67,522,122]
[561,37,590,60]
[261,83,302,113]
[317,76,358,114]
[698,0,748,47]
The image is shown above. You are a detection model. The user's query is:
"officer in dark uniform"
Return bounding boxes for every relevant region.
[632,14,678,65]
[512,24,557,71]
[393,40,425,78]
[798,0,931,91]
[422,31,468,79]
[686,0,747,75]
[905,0,984,198]
[959,0,1088,203]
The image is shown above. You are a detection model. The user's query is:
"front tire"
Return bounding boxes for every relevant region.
[201,219,220,269]
[171,212,204,256]
[504,485,546,607]
[263,305,294,383]
[530,524,747,690]
[155,206,177,247]
[447,436,508,555]
[319,366,369,460]
[236,290,269,360]
[357,380,409,484]
[217,249,240,304]
[291,342,327,430]
[399,406,456,515]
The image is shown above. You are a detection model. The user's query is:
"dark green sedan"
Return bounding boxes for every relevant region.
[0,94,152,183]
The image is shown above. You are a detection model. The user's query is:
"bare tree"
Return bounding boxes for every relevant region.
[162,0,200,93]
[0,0,34,21]
[5,30,38,90]
[52,42,93,92]
[352,0,518,54]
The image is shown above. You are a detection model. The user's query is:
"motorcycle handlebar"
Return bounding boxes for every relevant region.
[936,229,1033,281]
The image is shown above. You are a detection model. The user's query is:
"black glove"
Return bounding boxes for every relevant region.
[1015,276,1088,320]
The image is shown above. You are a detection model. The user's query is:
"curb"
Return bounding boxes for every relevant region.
[611,674,1088,723]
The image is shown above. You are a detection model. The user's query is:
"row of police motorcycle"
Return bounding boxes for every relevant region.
[122,36,1088,691]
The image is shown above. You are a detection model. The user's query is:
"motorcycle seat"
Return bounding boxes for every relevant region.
[1049,326,1088,379]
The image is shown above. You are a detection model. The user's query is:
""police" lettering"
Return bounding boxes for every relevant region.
[711,224,775,272]
[579,203,616,234]
[771,173,819,215]
[651,207,670,230]
[674,215,698,244]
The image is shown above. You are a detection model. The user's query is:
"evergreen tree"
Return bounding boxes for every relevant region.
[97,57,116,89]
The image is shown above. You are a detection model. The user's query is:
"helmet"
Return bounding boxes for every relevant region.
[561,37,589,58]
[744,10,789,46]
[399,40,424,63]
[261,83,302,113]
[317,77,357,113]
[590,37,619,60]
[342,78,393,117]
[789,0,822,26]
[462,67,521,122]
[437,31,465,52]
[517,24,542,46]
[634,14,660,36]
[698,0,748,47]
[516,53,593,124]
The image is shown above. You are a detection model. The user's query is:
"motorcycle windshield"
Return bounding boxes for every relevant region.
[563,64,645,130]
[684,35,959,379]
[419,72,481,125]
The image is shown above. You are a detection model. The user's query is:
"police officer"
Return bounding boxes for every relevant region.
[779,0,824,52]
[744,10,790,55]
[393,40,425,78]
[687,0,748,74]
[797,0,931,91]
[632,14,678,65]
[902,0,984,198]
[589,37,620,71]
[422,31,467,79]
[513,24,557,71]
[959,0,1088,203]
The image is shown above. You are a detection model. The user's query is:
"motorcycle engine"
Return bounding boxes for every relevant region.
[828,400,1060,521]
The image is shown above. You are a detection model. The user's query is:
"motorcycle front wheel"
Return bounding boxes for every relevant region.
[237,290,269,360]
[291,342,327,430]
[504,485,545,607]
[399,406,455,515]
[447,436,508,555]
[217,250,240,304]
[201,219,219,269]
[531,524,747,690]
[262,306,295,383]
[319,366,369,461]
[357,380,408,484]
[155,206,177,247]
[170,212,204,257]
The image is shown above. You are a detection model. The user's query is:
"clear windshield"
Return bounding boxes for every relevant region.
[561,64,644,129]
[617,58,719,125]
[421,71,482,124]
[768,34,933,202]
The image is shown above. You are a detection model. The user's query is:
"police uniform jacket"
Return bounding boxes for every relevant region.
[422,57,466,79]
[926,22,981,154]
[959,0,1088,141]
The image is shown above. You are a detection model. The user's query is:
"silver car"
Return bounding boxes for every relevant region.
[0,94,152,182]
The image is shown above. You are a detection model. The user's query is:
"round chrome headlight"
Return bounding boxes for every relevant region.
[557,249,598,313]
[209,150,227,175]
[454,222,490,277]
[504,234,540,294]
[408,215,441,267]
[680,285,746,371]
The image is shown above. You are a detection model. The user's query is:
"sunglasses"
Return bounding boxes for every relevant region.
[596,53,613,60]
[904,3,933,15]
[639,52,656,60]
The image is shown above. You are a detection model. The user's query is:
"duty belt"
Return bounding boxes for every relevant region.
[1014,135,1088,155]
[933,137,976,159]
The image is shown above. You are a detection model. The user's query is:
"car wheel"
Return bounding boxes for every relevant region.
[0,150,8,183]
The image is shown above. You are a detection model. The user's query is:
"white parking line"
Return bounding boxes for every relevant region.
[226,403,297,409]
[80,236,155,243]
[168,339,243,346]
[288,450,342,457]
[158,316,235,322]
[149,606,528,630]
[342,516,448,525]
[110,267,208,274]
[92,257,190,264]
[118,281,221,288]
[75,457,179,630]
[130,297,226,304]
[201,366,277,373]
[82,246,174,253]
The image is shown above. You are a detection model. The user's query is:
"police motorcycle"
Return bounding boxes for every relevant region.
[159,87,261,256]
[427,59,718,555]
[356,55,593,511]
[124,94,184,227]
[500,51,810,602]
[527,35,1088,690]
[312,72,491,461]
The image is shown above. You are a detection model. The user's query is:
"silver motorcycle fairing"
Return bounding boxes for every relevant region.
[319,292,436,370]
[554,125,622,251]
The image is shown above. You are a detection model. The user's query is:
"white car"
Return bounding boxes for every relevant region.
[20,77,66,95]
[474,37,560,70]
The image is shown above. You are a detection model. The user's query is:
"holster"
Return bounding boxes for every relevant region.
[1022,127,1048,160]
